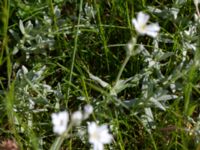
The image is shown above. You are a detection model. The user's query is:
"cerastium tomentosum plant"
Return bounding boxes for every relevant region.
[2,0,200,149]
[88,12,170,131]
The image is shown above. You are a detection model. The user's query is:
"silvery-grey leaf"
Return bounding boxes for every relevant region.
[149,97,166,111]
[89,72,109,88]
[156,95,178,101]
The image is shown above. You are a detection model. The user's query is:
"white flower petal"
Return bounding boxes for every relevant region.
[132,19,138,28]
[145,23,160,37]
[94,142,103,150]
[137,12,149,26]
[132,19,145,35]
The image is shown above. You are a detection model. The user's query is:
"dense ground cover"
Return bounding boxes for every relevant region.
[0,0,200,149]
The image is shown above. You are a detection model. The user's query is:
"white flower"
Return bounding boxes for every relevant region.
[132,12,160,38]
[71,111,83,125]
[88,122,113,150]
[51,111,69,135]
[83,104,93,119]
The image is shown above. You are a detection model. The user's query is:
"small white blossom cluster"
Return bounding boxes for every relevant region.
[51,104,113,150]
[51,104,93,135]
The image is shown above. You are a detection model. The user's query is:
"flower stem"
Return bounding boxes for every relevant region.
[50,123,73,150]
[115,54,131,85]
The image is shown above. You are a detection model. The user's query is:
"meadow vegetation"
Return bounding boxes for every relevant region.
[0,0,200,149]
